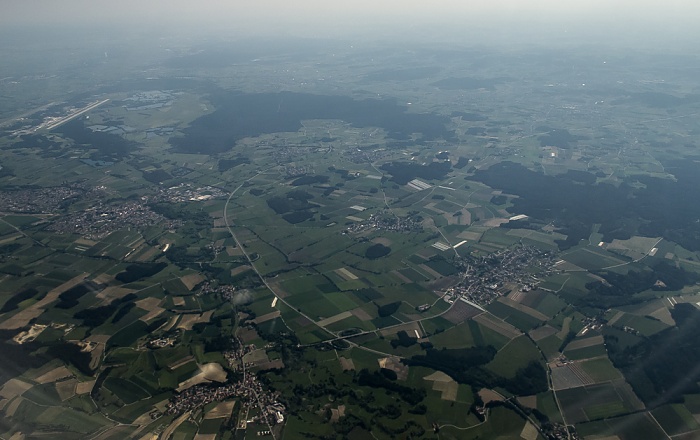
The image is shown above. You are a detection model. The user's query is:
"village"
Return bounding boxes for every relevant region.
[444,245,558,307]
[345,211,424,235]
[163,336,286,434]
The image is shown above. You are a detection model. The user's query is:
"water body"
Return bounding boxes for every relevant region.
[169,91,455,154]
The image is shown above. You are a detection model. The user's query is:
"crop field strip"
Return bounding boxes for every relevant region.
[473,313,522,340]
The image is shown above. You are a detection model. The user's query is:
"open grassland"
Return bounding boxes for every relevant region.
[579,358,623,382]
[652,404,700,437]
[561,246,629,270]
[486,300,545,332]
[576,412,668,440]
[557,381,642,424]
[486,336,542,378]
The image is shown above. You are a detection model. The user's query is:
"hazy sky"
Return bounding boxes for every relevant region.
[4,0,700,47]
[4,0,698,23]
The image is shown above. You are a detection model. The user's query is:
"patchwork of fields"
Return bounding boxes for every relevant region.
[2,34,700,440]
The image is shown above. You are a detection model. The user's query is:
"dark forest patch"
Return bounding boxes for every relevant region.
[218,156,250,172]
[142,169,172,184]
[366,244,391,260]
[55,119,138,160]
[283,211,314,224]
[607,304,700,407]
[577,261,698,309]
[377,301,401,317]
[490,195,507,205]
[380,161,451,185]
[537,127,588,148]
[406,347,547,395]
[266,190,316,224]
[115,263,167,283]
[435,151,449,160]
[169,91,454,154]
[11,135,64,153]
[74,293,137,328]
[55,283,99,309]
[454,156,469,169]
[0,288,41,313]
[471,160,700,251]
[291,175,329,186]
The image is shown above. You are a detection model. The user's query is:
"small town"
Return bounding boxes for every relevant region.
[199,281,237,299]
[0,183,87,214]
[345,211,424,234]
[0,182,186,240]
[46,199,182,240]
[164,336,286,433]
[444,245,558,307]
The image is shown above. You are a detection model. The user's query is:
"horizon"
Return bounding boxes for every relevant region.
[3,1,700,50]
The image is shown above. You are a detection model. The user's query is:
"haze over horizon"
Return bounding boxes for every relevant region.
[3,0,700,50]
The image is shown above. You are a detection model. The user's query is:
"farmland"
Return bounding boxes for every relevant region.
[1,22,700,440]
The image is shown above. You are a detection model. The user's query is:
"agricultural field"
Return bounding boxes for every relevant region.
[575,412,669,440]
[557,381,644,424]
[2,21,700,440]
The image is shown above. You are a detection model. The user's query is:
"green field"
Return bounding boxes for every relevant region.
[558,382,640,424]
[535,333,564,360]
[429,321,477,348]
[486,336,542,378]
[651,404,700,436]
[564,343,607,361]
[610,312,671,336]
[560,246,628,270]
[440,406,528,439]
[579,357,623,382]
[537,391,563,423]
[576,412,668,440]
[486,300,545,331]
[584,401,627,419]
